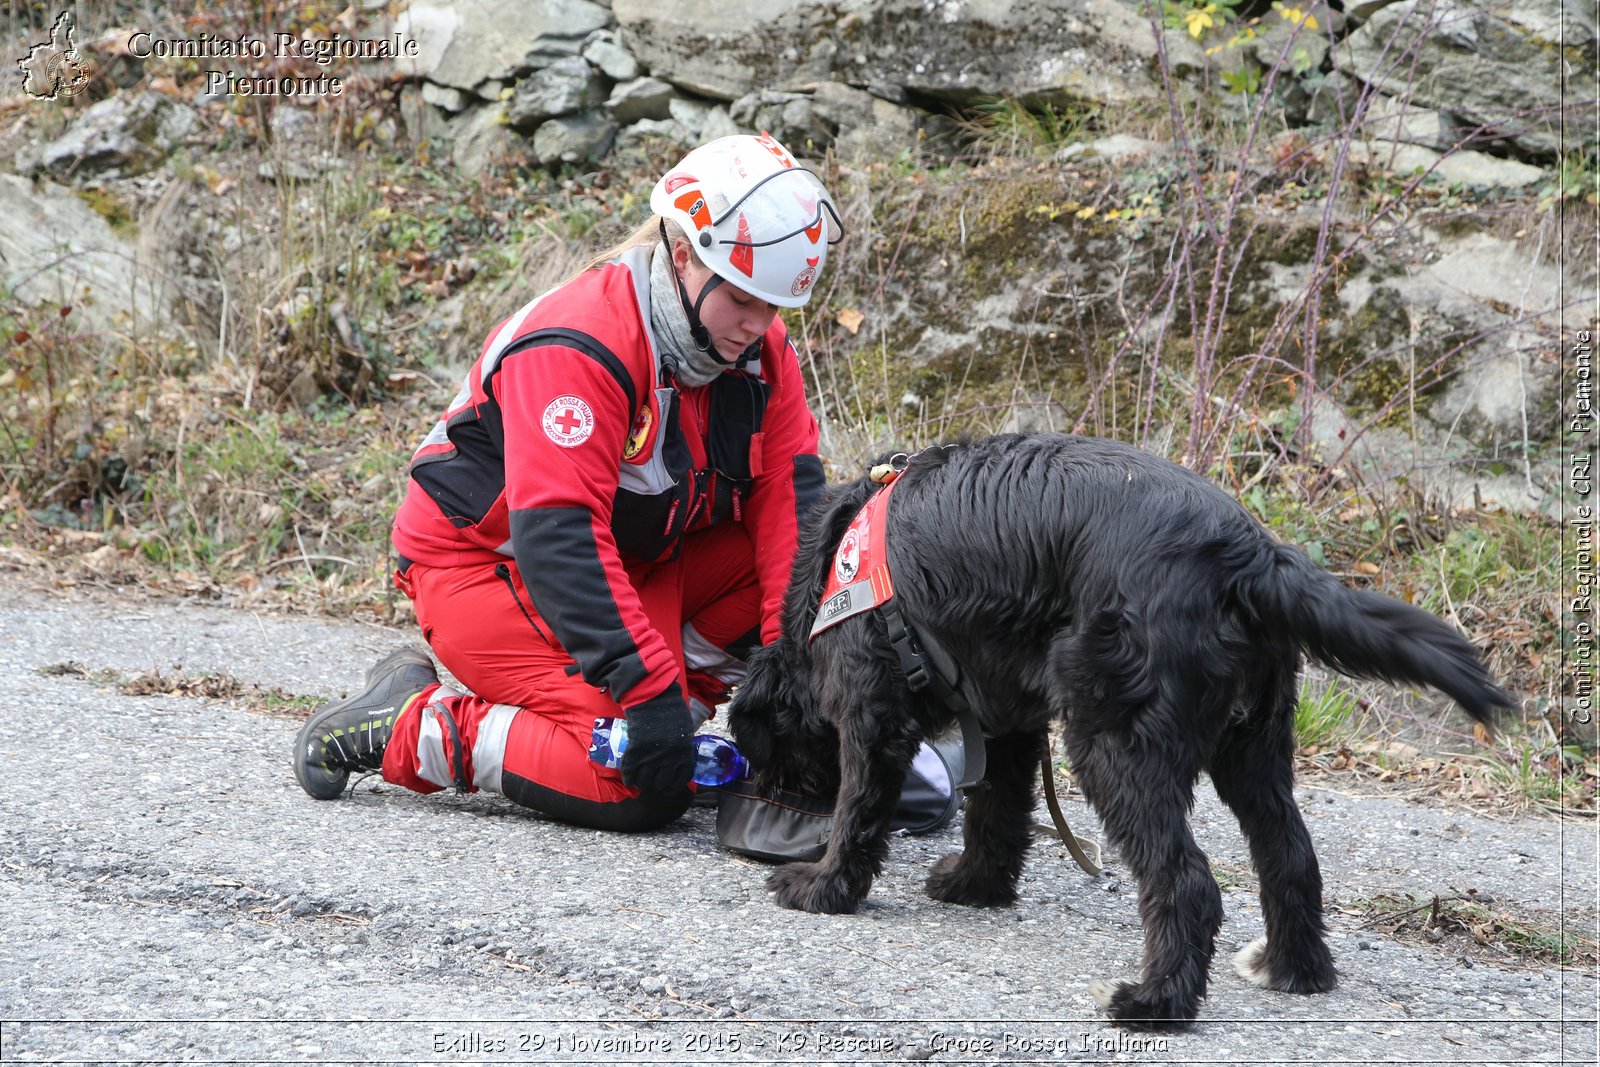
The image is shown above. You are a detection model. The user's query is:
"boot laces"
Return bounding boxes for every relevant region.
[319,713,394,771]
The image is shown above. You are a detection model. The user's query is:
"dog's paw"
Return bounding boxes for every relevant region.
[1088,979,1128,1009]
[1090,978,1198,1031]
[924,852,1019,908]
[1232,937,1273,988]
[1232,936,1338,994]
[767,862,862,915]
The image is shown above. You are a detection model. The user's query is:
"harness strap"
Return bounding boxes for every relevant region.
[880,600,986,792]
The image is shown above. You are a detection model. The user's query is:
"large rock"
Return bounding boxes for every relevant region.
[729,91,833,152]
[0,175,173,332]
[606,77,677,124]
[531,113,618,165]
[813,82,925,159]
[22,91,198,179]
[1361,93,1456,150]
[666,98,740,142]
[582,34,641,81]
[1340,0,1598,156]
[1274,228,1565,510]
[1346,142,1548,188]
[613,0,1185,107]
[451,102,516,177]
[395,0,612,91]
[505,56,607,130]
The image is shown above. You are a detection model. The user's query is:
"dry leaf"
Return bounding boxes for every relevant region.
[82,544,120,568]
[836,307,865,335]
[1354,561,1381,576]
[1385,740,1421,761]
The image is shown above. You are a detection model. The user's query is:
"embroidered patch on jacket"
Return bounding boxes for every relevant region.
[623,404,654,461]
[809,479,899,641]
[542,395,595,447]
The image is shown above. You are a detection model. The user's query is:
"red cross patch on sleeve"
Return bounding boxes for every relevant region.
[542,395,595,447]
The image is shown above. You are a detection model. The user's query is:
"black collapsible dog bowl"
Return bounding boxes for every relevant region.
[715,778,835,863]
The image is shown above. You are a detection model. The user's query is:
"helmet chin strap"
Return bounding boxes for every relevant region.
[660,222,759,370]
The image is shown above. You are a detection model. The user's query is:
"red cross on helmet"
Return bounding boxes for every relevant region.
[650,133,844,308]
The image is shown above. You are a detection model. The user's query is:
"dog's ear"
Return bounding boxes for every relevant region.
[728,641,791,771]
[784,478,878,627]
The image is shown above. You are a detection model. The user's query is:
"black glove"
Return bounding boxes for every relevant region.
[621,687,695,796]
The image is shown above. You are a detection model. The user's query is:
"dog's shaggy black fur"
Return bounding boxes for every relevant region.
[729,433,1512,1029]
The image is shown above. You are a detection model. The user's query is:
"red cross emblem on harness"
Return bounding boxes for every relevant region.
[810,474,901,641]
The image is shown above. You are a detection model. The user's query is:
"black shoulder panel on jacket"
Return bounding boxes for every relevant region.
[501,328,638,416]
[510,505,649,700]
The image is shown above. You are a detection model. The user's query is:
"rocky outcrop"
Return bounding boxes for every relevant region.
[19,91,198,178]
[367,0,1589,176]
[0,175,174,331]
[1340,0,1597,156]
[360,0,1587,181]
[394,0,611,90]
[611,0,1181,107]
[506,56,607,131]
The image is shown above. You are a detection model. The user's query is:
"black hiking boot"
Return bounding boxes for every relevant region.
[293,647,438,800]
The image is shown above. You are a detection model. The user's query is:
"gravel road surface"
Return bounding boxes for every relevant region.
[0,576,1594,1065]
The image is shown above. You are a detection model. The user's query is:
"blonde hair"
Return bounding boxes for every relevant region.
[565,216,696,286]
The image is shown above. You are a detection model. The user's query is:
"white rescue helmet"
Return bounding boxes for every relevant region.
[650,133,844,308]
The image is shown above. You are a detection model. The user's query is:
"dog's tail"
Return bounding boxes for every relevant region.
[1231,539,1514,727]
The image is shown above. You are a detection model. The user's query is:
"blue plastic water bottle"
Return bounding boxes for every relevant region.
[589,717,749,787]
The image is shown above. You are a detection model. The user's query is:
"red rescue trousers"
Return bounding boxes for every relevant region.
[382,522,760,831]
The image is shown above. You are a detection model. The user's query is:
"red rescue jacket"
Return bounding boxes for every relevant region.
[392,245,824,710]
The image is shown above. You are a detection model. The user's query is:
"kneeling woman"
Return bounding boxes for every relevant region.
[293,134,841,830]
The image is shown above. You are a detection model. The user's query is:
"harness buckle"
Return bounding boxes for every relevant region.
[884,608,933,692]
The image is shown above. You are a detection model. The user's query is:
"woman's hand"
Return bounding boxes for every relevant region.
[621,687,696,795]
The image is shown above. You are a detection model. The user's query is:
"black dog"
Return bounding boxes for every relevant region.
[729,432,1511,1029]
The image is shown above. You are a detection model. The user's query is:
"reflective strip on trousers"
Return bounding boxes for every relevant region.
[471,703,518,795]
[416,701,456,791]
[682,623,747,686]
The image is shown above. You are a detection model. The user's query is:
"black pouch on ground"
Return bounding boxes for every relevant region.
[716,732,965,861]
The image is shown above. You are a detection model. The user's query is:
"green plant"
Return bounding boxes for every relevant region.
[1473,718,1596,813]
[1219,64,1263,96]
[1295,678,1366,749]
[964,97,1098,157]
[1161,0,1244,38]
[1541,150,1600,209]
[1242,485,1332,566]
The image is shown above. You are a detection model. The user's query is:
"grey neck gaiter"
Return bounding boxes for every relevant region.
[649,243,728,388]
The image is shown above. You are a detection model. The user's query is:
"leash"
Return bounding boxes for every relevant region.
[1040,752,1102,876]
